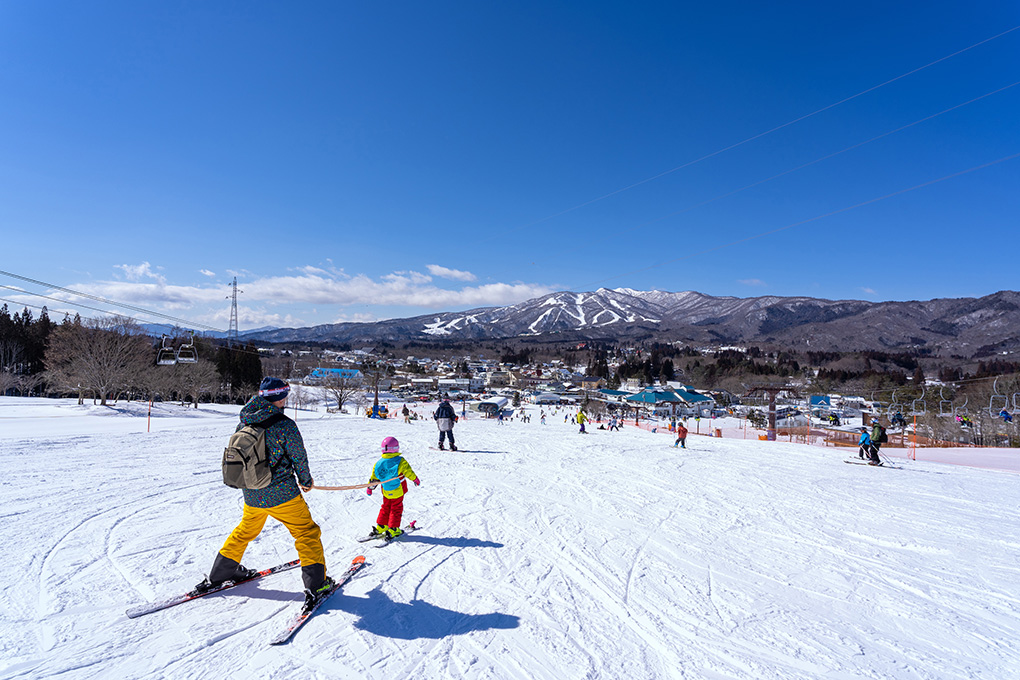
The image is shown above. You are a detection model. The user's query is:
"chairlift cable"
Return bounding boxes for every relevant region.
[0,269,224,333]
[587,150,1020,286]
[478,23,1020,245]
[520,79,1020,276]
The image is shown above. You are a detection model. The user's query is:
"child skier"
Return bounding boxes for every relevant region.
[366,436,420,539]
[673,423,689,448]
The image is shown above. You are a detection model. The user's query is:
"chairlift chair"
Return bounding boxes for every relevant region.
[937,386,953,417]
[988,377,1008,417]
[175,333,198,364]
[953,395,969,418]
[156,336,177,366]
[908,386,927,417]
[886,390,902,417]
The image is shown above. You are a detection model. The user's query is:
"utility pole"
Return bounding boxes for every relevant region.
[227,277,242,347]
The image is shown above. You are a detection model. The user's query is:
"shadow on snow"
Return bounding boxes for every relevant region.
[333,586,520,640]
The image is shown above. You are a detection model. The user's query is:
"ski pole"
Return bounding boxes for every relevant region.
[310,475,401,491]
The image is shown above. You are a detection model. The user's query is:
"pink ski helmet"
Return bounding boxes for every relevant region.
[381,436,400,454]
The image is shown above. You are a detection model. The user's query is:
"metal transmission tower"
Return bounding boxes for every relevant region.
[227,277,242,346]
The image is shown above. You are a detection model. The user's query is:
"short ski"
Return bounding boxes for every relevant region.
[375,521,420,547]
[126,559,300,619]
[269,555,366,645]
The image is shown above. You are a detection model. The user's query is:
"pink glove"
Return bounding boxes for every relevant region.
[413,478,421,486]
[366,486,373,496]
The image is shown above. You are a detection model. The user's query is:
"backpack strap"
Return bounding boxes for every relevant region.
[252,413,290,468]
[255,413,289,430]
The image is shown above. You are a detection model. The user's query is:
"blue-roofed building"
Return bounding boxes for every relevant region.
[306,367,364,385]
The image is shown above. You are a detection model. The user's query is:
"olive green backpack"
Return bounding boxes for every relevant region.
[221,414,288,489]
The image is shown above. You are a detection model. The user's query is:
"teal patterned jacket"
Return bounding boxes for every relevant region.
[237,396,313,508]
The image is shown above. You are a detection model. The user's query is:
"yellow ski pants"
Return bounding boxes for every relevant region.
[218,494,324,567]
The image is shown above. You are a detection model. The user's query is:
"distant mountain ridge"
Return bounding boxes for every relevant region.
[240,288,1020,358]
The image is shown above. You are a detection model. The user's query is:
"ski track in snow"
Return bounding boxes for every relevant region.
[1,397,1020,678]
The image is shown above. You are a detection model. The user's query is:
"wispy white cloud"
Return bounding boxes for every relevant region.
[199,269,216,278]
[115,262,165,283]
[427,264,477,282]
[738,278,766,287]
[64,265,557,329]
[861,287,877,295]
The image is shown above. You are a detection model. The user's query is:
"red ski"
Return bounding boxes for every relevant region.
[126,559,300,619]
[269,555,367,645]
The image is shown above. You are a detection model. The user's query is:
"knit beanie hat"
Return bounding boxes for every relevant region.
[381,436,400,454]
[259,377,290,401]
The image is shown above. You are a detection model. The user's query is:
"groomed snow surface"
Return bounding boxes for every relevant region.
[2,396,1019,679]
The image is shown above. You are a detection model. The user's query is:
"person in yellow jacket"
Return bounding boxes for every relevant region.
[577,411,588,434]
[365,436,420,539]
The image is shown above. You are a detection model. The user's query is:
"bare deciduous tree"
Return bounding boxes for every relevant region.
[323,371,363,412]
[44,316,153,406]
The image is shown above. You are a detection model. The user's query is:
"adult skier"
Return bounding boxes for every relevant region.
[199,377,333,606]
[434,396,457,451]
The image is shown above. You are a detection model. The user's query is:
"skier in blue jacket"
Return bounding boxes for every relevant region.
[858,427,881,465]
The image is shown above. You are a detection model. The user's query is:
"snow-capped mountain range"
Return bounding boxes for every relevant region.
[242,288,1020,357]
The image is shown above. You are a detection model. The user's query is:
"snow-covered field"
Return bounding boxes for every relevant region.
[2,396,1019,679]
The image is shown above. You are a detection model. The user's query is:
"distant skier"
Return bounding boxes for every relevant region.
[577,411,588,434]
[199,377,333,606]
[870,419,887,460]
[365,436,420,539]
[859,426,881,465]
[434,397,457,451]
[673,423,689,448]
[1000,408,1013,423]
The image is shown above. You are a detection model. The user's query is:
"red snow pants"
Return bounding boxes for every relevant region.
[376,495,405,529]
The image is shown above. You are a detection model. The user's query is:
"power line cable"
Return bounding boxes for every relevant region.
[0,269,226,333]
[583,150,1020,287]
[0,284,183,330]
[478,23,1020,244]
[518,79,1020,274]
[0,295,269,362]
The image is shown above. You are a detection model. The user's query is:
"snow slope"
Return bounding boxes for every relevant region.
[1,397,1019,679]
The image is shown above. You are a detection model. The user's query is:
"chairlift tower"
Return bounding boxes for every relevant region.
[227,277,242,347]
[743,383,802,441]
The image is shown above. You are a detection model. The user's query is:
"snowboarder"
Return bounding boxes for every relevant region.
[434,396,457,451]
[199,377,333,606]
[402,404,410,423]
[365,436,420,539]
[999,408,1013,423]
[673,423,689,448]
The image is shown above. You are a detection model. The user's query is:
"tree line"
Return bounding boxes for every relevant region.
[0,305,263,405]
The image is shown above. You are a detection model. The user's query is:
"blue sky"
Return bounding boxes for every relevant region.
[1,2,1018,332]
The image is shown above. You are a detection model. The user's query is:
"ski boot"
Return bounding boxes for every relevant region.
[303,576,337,610]
[194,564,257,593]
